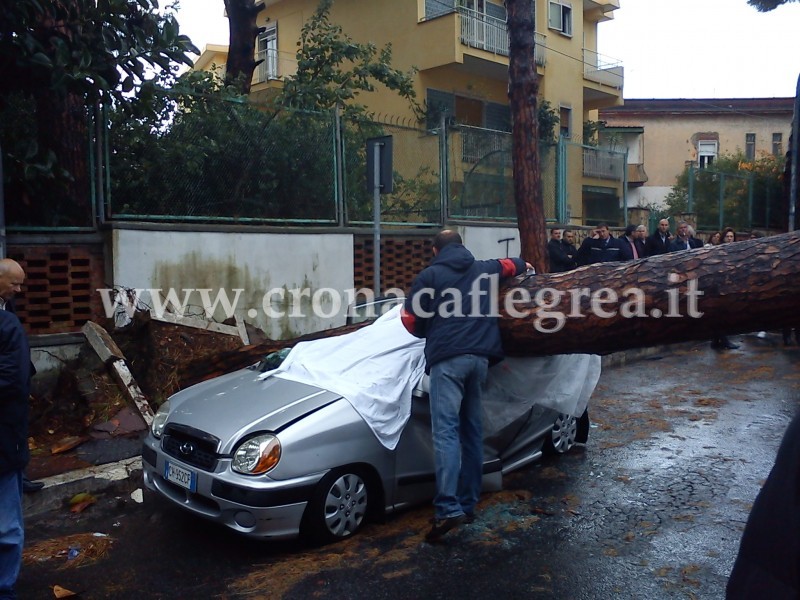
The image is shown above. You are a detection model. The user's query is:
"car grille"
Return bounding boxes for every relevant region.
[162,424,220,471]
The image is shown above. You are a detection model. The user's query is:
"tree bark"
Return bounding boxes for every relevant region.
[506,0,547,273]
[224,0,266,94]
[500,232,800,355]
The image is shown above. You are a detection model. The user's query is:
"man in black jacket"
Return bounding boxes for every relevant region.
[0,259,42,494]
[0,309,33,599]
[645,218,673,256]
[669,221,703,252]
[576,223,623,266]
[547,228,577,272]
[401,230,529,542]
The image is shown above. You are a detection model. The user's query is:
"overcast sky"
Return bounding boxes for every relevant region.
[174,0,800,99]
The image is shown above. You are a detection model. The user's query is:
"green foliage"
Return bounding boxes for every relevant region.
[665,152,785,230]
[537,100,559,142]
[280,0,420,120]
[0,0,197,104]
[0,0,199,226]
[582,119,606,146]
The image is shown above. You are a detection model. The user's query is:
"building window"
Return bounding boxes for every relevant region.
[745,133,756,161]
[548,1,572,36]
[559,105,572,138]
[773,132,783,156]
[256,25,278,81]
[698,140,717,169]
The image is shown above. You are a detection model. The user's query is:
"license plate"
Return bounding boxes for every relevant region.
[165,460,197,492]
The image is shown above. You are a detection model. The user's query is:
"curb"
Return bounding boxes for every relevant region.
[23,457,143,518]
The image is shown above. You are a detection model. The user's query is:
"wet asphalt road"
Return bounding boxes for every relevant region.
[17,334,800,599]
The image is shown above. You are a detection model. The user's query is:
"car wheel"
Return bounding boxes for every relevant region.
[543,412,579,455]
[302,468,369,544]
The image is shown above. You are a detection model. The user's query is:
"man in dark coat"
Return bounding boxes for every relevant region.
[576,223,623,266]
[645,218,673,256]
[668,221,703,252]
[727,410,800,598]
[618,224,646,261]
[401,230,528,542]
[0,259,41,495]
[0,308,33,599]
[547,228,576,272]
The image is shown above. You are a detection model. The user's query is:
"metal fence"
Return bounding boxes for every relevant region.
[447,125,559,221]
[688,166,784,231]
[4,90,577,230]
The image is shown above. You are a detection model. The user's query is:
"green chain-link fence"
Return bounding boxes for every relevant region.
[688,166,784,231]
[447,125,559,221]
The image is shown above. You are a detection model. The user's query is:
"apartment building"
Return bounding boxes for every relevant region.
[600,98,794,208]
[195,0,625,225]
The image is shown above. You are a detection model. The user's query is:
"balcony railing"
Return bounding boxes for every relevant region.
[254,48,279,83]
[583,146,625,179]
[458,6,546,66]
[582,48,623,89]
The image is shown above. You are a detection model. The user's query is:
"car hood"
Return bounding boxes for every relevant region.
[165,368,342,449]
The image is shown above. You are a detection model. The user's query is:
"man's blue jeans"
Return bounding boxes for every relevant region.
[0,470,23,600]
[429,354,488,520]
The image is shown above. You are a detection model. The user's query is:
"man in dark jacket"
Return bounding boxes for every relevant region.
[645,218,673,256]
[668,221,703,252]
[547,228,576,272]
[0,259,42,494]
[0,309,33,599]
[576,223,623,266]
[727,410,800,598]
[618,224,646,261]
[401,230,528,542]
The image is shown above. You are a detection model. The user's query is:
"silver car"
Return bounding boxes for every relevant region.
[142,317,596,543]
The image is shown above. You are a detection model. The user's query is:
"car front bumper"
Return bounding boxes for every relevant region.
[142,434,325,540]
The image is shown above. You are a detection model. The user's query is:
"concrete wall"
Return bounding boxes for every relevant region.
[111,229,355,340]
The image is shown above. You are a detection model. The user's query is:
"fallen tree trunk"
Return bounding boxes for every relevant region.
[180,232,800,387]
[500,231,800,355]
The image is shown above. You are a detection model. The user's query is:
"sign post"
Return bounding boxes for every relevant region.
[366,136,393,295]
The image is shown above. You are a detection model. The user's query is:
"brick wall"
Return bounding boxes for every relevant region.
[353,235,432,293]
[7,244,105,335]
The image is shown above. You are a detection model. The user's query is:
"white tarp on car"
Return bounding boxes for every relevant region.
[261,306,426,450]
[260,305,601,451]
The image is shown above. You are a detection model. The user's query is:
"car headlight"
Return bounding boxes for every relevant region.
[232,434,281,475]
[150,401,170,439]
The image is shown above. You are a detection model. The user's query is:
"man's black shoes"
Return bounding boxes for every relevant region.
[425,514,466,543]
[23,476,44,493]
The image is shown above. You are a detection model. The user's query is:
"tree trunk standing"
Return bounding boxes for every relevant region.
[506,0,547,273]
[499,232,800,355]
[224,0,266,94]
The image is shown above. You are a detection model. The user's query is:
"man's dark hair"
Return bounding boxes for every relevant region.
[624,224,637,237]
[433,230,463,250]
[596,222,609,230]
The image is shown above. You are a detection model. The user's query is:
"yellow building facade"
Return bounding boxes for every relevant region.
[196,0,624,225]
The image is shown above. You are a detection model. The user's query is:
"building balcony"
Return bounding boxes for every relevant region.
[582,48,623,109]
[417,6,545,77]
[583,0,621,22]
[457,6,546,67]
[583,146,625,180]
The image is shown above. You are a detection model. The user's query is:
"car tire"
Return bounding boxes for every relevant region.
[302,468,370,544]
[543,412,580,455]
